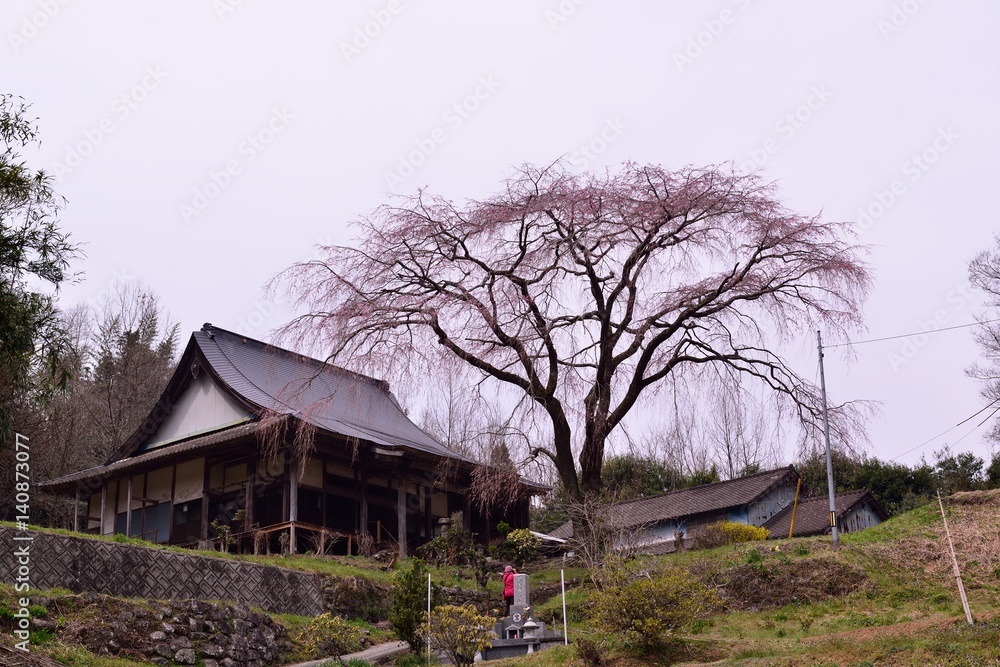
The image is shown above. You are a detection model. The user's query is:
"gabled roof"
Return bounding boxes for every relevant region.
[111,323,472,464]
[547,521,575,541]
[547,466,802,540]
[610,465,800,528]
[762,488,889,538]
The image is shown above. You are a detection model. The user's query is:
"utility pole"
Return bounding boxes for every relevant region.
[817,330,839,550]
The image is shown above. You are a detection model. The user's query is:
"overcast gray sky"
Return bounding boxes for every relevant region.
[6,1,999,468]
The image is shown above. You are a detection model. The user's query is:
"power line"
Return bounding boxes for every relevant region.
[889,399,1000,461]
[824,317,1000,349]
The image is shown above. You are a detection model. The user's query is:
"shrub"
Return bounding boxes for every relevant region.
[496,521,511,539]
[294,613,366,660]
[693,522,769,549]
[416,523,491,589]
[591,561,719,652]
[390,559,442,651]
[394,654,432,667]
[575,637,603,666]
[745,548,764,567]
[211,519,233,552]
[504,528,539,565]
[421,604,496,667]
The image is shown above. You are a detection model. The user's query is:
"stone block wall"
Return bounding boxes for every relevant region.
[0,527,323,616]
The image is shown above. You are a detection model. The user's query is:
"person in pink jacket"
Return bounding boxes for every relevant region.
[502,565,517,616]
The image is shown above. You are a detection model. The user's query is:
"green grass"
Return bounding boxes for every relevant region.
[6,493,1000,667]
[44,645,154,667]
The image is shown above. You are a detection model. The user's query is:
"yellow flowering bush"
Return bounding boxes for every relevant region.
[421,604,496,666]
[591,562,719,652]
[293,612,366,660]
[694,521,769,549]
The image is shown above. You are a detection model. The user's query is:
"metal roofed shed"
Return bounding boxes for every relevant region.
[549,466,804,554]
[763,488,889,538]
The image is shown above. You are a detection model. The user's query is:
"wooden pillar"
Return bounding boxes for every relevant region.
[397,480,407,558]
[140,472,148,538]
[125,477,133,537]
[201,460,210,543]
[424,487,432,541]
[354,460,368,535]
[72,490,79,532]
[100,484,107,535]
[289,454,298,555]
[359,478,369,536]
[244,455,256,531]
[169,464,177,544]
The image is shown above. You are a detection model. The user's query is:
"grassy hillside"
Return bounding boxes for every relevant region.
[4,491,1000,666]
[508,490,1000,666]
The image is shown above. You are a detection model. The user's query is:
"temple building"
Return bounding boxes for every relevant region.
[40,324,535,557]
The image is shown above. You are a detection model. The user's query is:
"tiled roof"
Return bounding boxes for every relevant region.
[104,324,473,466]
[610,466,800,528]
[192,325,471,462]
[39,421,262,493]
[547,521,575,540]
[762,489,887,537]
[544,466,800,540]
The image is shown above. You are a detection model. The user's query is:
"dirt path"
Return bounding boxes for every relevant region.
[283,640,410,666]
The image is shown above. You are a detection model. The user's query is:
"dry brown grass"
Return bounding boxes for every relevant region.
[945,490,1000,588]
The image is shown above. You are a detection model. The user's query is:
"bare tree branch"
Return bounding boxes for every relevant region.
[273,162,871,500]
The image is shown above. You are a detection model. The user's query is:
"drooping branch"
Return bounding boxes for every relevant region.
[274,162,871,500]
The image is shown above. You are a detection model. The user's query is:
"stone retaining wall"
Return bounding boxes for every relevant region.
[0,527,323,616]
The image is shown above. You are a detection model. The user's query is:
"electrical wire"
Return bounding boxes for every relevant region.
[888,399,1000,461]
[823,317,1000,349]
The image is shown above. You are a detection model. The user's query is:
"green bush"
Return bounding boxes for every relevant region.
[591,562,719,652]
[496,521,511,539]
[394,654,432,667]
[415,519,491,588]
[390,559,442,651]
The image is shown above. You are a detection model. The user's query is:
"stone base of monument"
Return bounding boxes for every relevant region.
[476,600,564,662]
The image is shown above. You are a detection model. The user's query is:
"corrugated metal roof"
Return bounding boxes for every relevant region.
[609,466,800,528]
[762,488,887,537]
[195,325,472,462]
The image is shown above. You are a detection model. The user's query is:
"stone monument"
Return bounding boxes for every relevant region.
[479,572,563,661]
